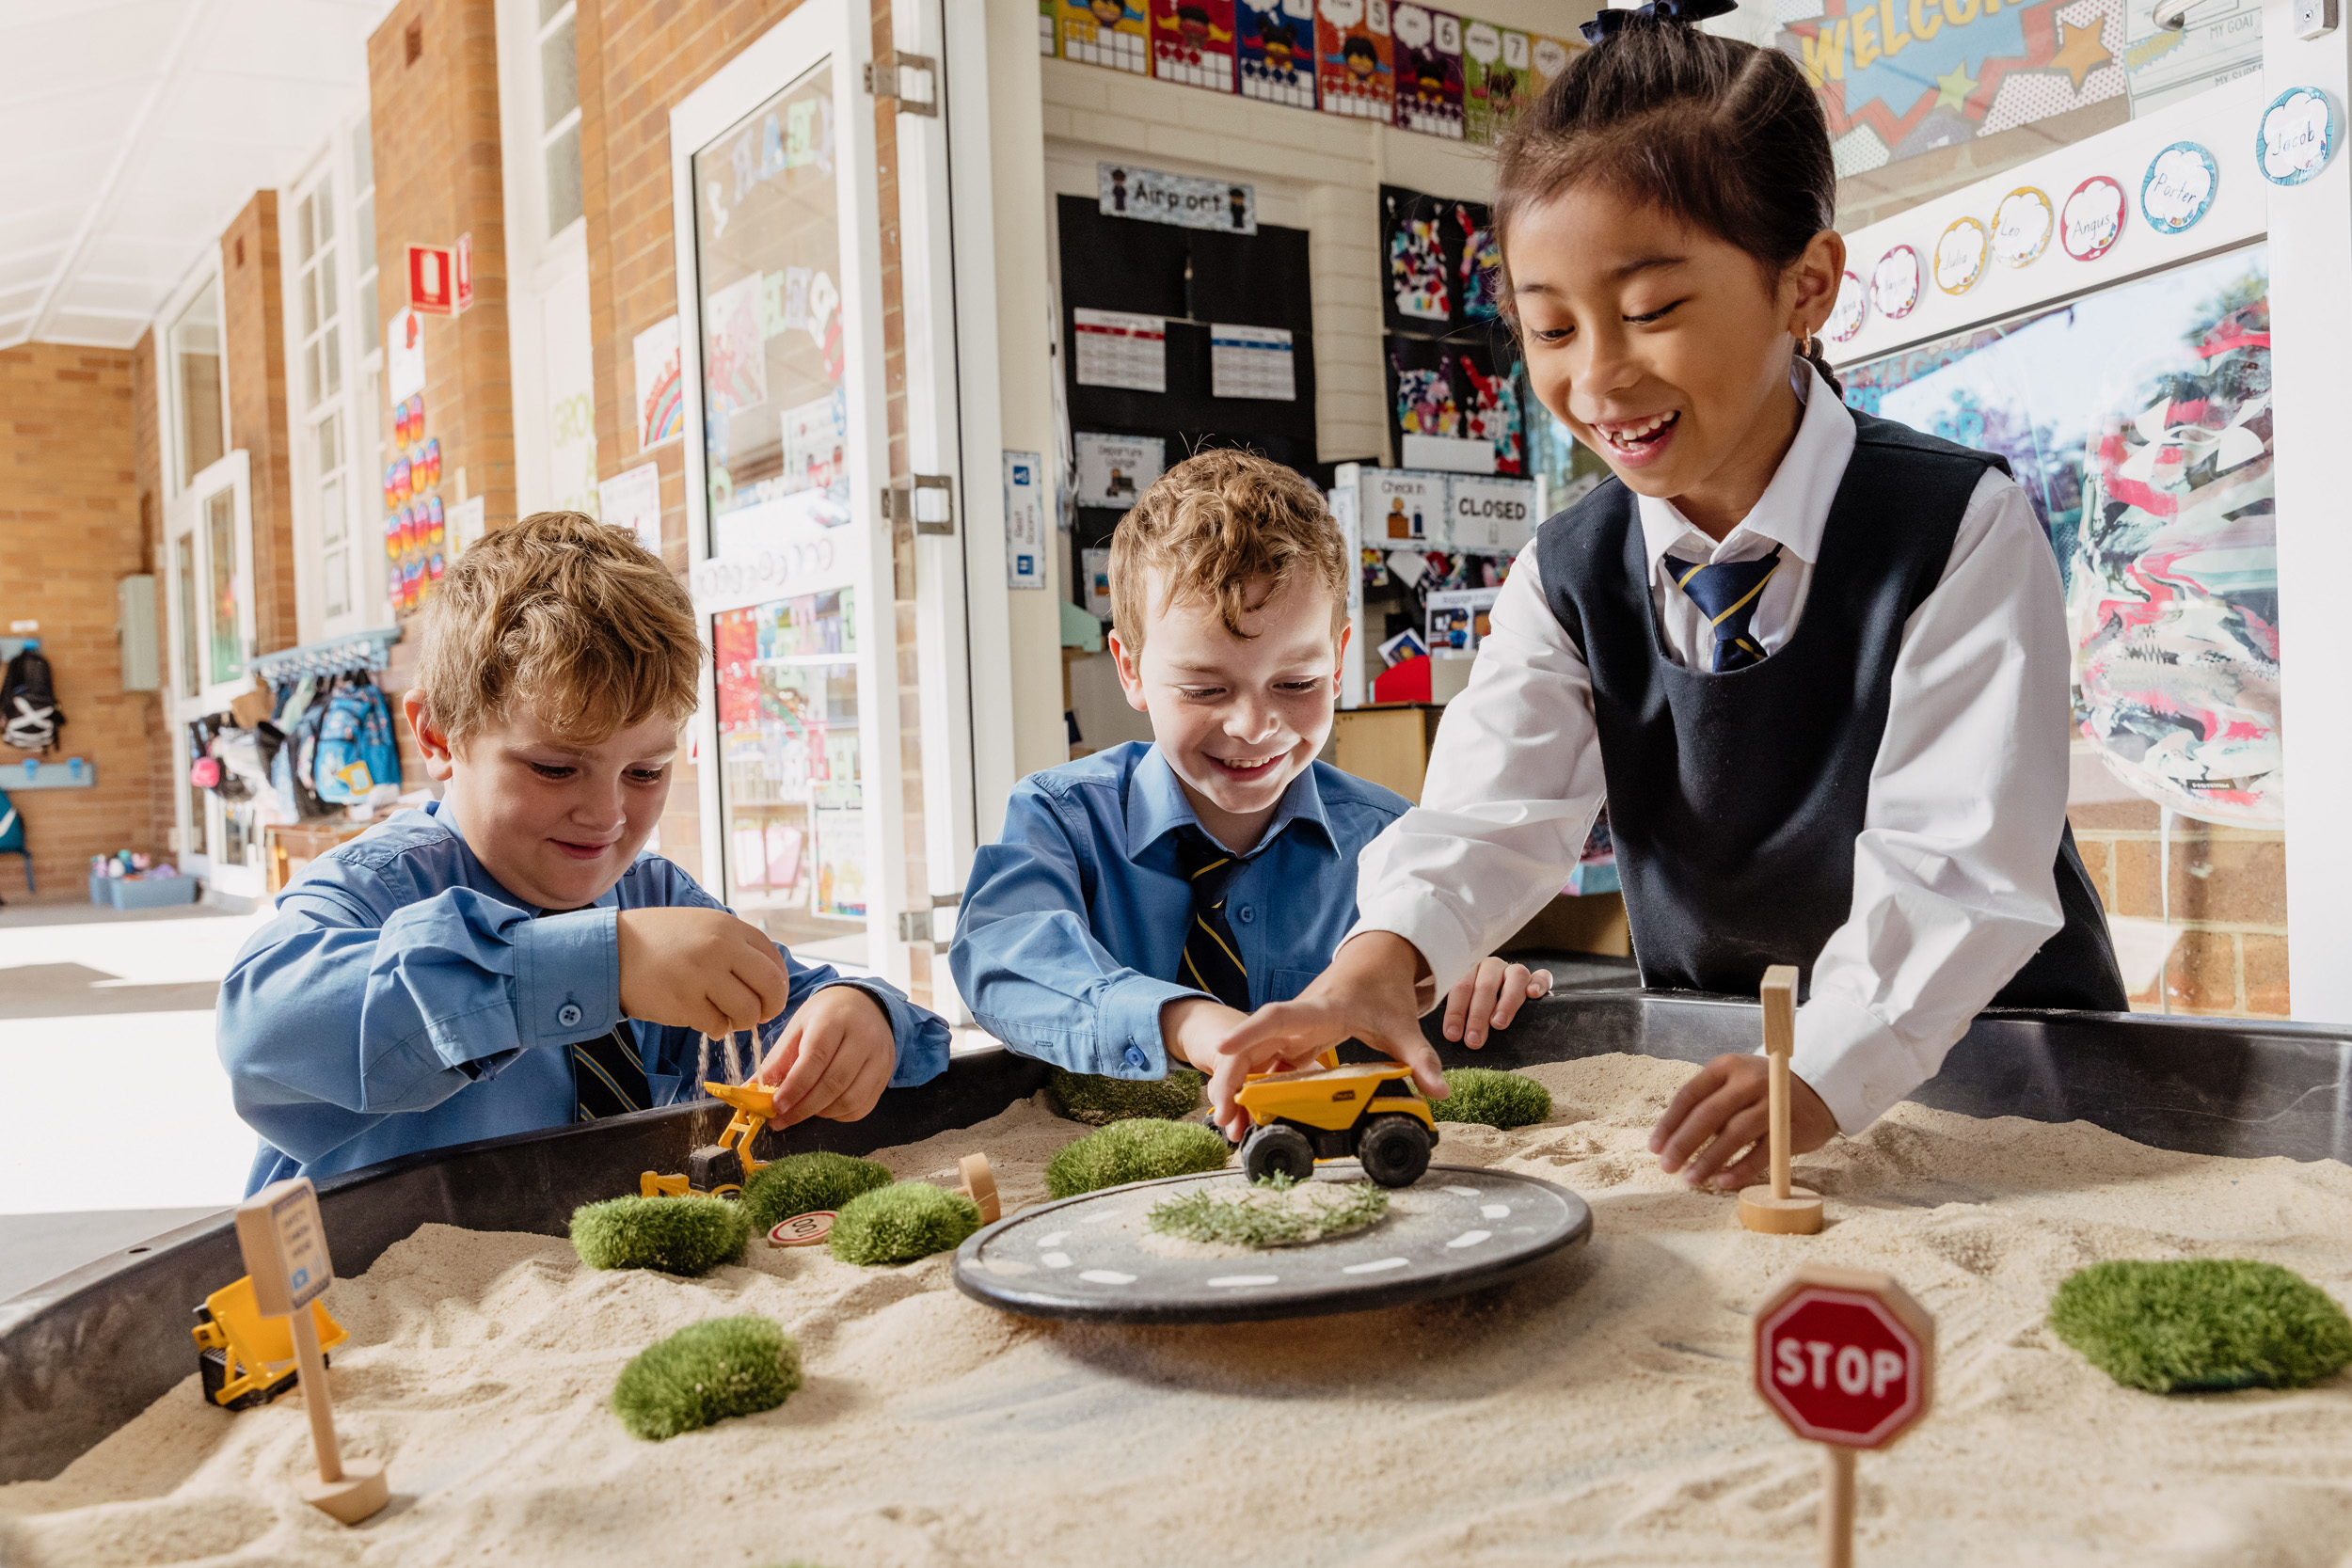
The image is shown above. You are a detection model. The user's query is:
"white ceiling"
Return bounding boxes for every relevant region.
[0,0,394,350]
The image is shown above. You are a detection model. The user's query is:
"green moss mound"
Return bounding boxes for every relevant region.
[828,1181,983,1266]
[1433,1068,1552,1130]
[611,1315,802,1441]
[2049,1259,2352,1393]
[741,1151,894,1232]
[1044,1117,1232,1199]
[570,1195,751,1276]
[1047,1065,1207,1126]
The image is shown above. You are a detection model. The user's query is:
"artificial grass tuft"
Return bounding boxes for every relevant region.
[1434,1068,1552,1130]
[741,1151,895,1232]
[1149,1173,1390,1247]
[828,1181,983,1265]
[2048,1259,2352,1393]
[1047,1065,1208,1125]
[611,1315,802,1440]
[570,1195,751,1276]
[1044,1117,1232,1199]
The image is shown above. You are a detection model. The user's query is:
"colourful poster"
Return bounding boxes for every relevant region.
[1152,0,1237,90]
[1316,0,1393,121]
[1238,0,1318,107]
[1462,20,1533,145]
[1061,0,1150,71]
[632,314,682,450]
[1528,32,1581,100]
[1391,4,1464,137]
[1777,0,2126,178]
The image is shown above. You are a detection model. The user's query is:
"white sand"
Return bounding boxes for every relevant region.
[7,1053,2352,1567]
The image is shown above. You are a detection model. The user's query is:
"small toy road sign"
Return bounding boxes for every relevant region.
[1756,1265,1935,1448]
[768,1212,835,1248]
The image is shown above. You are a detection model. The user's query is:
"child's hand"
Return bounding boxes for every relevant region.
[1159,996,1250,1072]
[1440,958,1553,1049]
[1205,932,1447,1140]
[616,908,790,1036]
[1648,1053,1837,1190]
[752,985,896,1128]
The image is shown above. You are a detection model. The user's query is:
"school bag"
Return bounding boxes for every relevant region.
[311,681,398,803]
[1,645,63,754]
[278,696,331,819]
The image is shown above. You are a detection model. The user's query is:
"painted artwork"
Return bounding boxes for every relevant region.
[1460,347,1524,474]
[1238,0,1317,106]
[1391,342,1461,437]
[1061,0,1150,71]
[1152,0,1236,90]
[1316,0,1393,121]
[1462,20,1533,144]
[1391,4,1464,137]
[1778,0,2127,179]
[1841,246,2280,825]
[1389,207,1450,323]
[1456,203,1502,321]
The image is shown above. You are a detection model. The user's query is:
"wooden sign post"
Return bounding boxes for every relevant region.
[1754,1266,1935,1567]
[960,1153,1001,1224]
[1740,964,1824,1234]
[234,1178,389,1525]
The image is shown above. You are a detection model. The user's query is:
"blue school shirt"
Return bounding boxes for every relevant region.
[218,801,950,1191]
[948,741,1409,1076]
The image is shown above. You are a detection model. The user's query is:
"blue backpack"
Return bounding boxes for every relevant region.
[312,682,399,803]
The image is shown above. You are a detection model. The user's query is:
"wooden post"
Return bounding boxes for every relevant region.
[1739,965,1823,1234]
[1820,1446,1856,1568]
[235,1179,389,1525]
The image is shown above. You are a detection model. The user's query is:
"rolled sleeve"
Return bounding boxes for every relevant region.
[511,905,620,1045]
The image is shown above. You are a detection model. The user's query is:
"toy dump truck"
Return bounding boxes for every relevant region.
[641,1080,779,1198]
[1235,1060,1438,1188]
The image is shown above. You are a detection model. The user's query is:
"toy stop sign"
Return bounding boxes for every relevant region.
[1755,1266,1935,1449]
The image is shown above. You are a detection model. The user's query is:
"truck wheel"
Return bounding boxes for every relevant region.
[1357,1116,1433,1187]
[1241,1124,1315,1183]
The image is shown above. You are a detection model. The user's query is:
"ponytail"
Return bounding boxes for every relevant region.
[1800,334,1845,400]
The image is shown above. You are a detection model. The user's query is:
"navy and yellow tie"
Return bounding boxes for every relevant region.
[1661,544,1785,673]
[574,1022,652,1121]
[1176,830,1252,1011]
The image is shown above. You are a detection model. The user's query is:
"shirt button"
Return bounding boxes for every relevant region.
[1235,905,1254,925]
[1123,1045,1148,1070]
[558,1004,583,1028]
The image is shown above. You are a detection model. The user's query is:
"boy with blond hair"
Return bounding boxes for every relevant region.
[220,513,947,1189]
[950,451,1545,1131]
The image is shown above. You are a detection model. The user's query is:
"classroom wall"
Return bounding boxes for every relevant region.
[0,343,166,889]
[219,192,302,662]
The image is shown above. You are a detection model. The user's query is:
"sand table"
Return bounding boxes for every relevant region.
[7,1054,2352,1566]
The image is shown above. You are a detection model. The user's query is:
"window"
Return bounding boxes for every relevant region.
[352,117,378,356]
[295,176,342,410]
[539,2,583,236]
[204,485,244,686]
[172,532,199,700]
[168,285,226,490]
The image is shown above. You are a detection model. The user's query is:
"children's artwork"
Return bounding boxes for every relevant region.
[633,316,683,450]
[1841,245,2280,825]
[1455,204,1502,322]
[1461,20,1532,145]
[1210,324,1297,400]
[1061,0,1149,71]
[1236,0,1316,106]
[1455,352,1523,475]
[1074,432,1167,507]
[812,801,866,918]
[779,391,848,497]
[1072,308,1168,392]
[1390,4,1463,138]
[1390,341,1460,438]
[1315,0,1392,121]
[1384,188,1452,325]
[703,273,770,416]
[1151,0,1235,90]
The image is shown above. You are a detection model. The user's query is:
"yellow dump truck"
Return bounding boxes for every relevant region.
[1234,1061,1438,1188]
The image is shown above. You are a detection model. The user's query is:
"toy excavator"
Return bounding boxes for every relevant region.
[640,1079,781,1198]
[1234,1052,1438,1189]
[192,1275,350,1410]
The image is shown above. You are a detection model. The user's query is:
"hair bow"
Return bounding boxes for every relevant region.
[1579,0,1739,43]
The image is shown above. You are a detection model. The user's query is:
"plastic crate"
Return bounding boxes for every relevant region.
[107,875,199,910]
[88,872,110,905]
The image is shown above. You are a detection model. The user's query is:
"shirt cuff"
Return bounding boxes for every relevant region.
[1786,991,1928,1135]
[811,977,952,1088]
[1342,899,1476,1012]
[511,906,620,1046]
[1095,973,1207,1077]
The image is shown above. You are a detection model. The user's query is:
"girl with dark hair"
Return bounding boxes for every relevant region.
[1208,3,2127,1188]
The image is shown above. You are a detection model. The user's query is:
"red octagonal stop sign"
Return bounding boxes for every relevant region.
[1754,1266,1936,1449]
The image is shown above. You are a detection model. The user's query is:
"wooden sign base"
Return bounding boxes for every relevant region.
[299,1458,390,1525]
[960,1154,1001,1225]
[1739,1183,1824,1235]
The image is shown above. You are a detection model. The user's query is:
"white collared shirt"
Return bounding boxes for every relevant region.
[1350,365,2075,1133]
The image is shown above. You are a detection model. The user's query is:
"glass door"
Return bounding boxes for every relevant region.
[165,449,262,897]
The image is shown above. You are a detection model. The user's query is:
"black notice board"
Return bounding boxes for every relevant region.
[1057,193,1322,492]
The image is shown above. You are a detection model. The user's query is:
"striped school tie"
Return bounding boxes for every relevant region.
[1661,544,1786,673]
[1175,829,1252,1011]
[574,1022,652,1121]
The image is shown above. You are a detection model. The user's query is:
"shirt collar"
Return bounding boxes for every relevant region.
[1123,743,1337,861]
[1635,359,1856,574]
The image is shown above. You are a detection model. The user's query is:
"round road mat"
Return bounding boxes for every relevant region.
[952,1164,1592,1324]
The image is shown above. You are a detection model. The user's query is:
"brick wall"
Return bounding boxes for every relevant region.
[220,193,300,658]
[0,343,165,889]
[2072,800,2289,1019]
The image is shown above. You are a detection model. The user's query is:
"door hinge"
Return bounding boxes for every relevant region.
[881,473,956,536]
[864,52,939,116]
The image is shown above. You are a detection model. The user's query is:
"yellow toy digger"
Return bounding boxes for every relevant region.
[1235,1059,1439,1188]
[192,1275,350,1410]
[640,1080,780,1199]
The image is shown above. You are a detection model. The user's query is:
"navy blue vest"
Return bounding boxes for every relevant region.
[1534,411,2127,1010]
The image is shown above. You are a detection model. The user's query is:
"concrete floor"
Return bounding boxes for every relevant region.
[0,895,274,1299]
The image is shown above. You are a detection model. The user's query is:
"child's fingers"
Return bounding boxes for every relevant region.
[755,1018,803,1126]
[727,932,791,1022]
[776,1034,867,1126]
[1487,964,1552,1030]
[1527,967,1554,998]
[1439,975,1474,1043]
[767,1022,841,1123]
[705,973,769,1036]
[1460,960,1506,1049]
[1648,1055,1735,1154]
[1680,1102,1769,1189]
[810,1046,893,1124]
[1654,1072,1759,1177]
